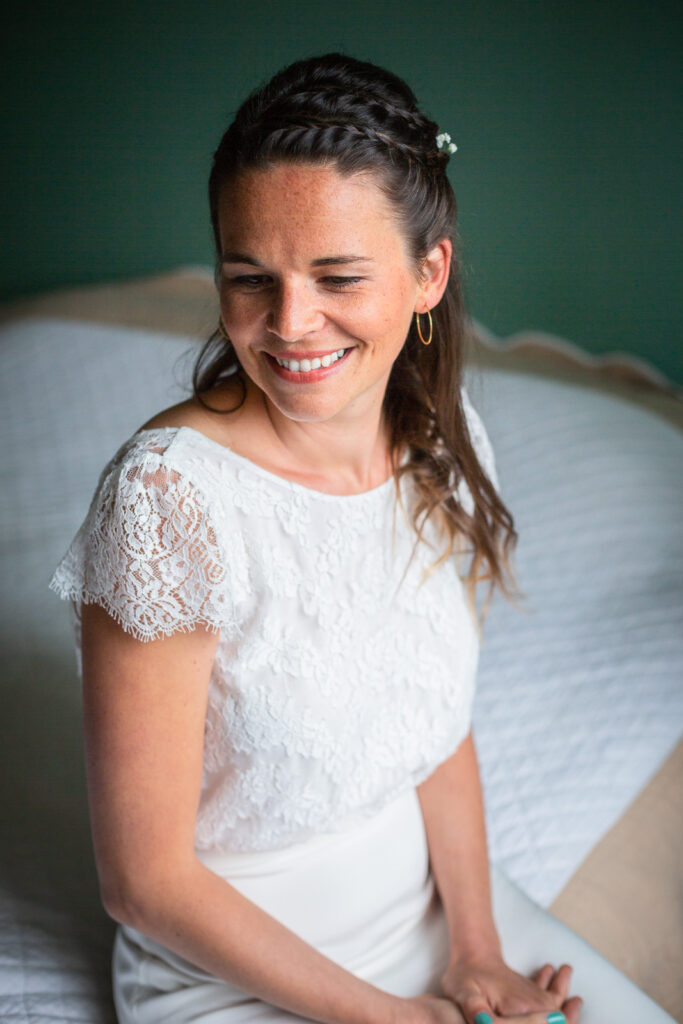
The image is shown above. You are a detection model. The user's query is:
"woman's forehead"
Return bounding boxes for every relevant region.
[217,163,405,260]
[221,161,379,205]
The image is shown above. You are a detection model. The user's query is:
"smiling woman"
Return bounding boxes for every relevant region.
[195,68,520,608]
[214,164,449,453]
[46,53,607,1024]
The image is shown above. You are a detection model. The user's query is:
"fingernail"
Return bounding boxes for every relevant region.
[474,1014,494,1024]
[546,1014,566,1024]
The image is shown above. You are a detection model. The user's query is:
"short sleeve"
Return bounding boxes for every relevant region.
[49,439,240,645]
[457,386,501,513]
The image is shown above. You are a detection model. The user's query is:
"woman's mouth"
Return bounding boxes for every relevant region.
[265,347,353,381]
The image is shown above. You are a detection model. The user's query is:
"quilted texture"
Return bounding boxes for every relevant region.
[465,368,683,905]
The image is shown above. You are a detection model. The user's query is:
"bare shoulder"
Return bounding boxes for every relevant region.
[139,378,252,447]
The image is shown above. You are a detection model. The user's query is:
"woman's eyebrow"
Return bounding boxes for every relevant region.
[221,252,262,266]
[311,256,374,267]
[220,253,374,267]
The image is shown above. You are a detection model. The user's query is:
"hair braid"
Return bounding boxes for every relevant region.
[240,119,445,175]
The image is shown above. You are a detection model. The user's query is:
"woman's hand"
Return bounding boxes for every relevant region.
[404,984,581,1024]
[439,952,583,1023]
[404,993,467,1023]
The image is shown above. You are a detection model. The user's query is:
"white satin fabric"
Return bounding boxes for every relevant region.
[112,787,675,1023]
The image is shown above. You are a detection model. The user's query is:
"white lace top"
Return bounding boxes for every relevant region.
[49,387,499,854]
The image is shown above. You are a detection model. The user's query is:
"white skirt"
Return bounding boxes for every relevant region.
[112,787,675,1024]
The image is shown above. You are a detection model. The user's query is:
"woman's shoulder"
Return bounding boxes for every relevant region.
[459,384,499,493]
[135,377,290,478]
[88,381,253,519]
[138,378,250,447]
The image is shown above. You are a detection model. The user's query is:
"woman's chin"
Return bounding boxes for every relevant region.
[262,391,353,425]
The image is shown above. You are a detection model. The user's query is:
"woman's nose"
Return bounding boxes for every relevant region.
[266,281,324,342]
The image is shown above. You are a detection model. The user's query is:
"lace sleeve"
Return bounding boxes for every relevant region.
[461,385,500,493]
[449,386,501,518]
[49,440,240,644]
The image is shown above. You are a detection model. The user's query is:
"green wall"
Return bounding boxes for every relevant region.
[2,0,681,382]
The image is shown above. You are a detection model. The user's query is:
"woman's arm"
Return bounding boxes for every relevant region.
[81,602,449,1024]
[417,731,582,1022]
[416,729,502,961]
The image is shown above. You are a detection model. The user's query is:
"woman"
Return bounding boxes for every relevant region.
[50,54,583,1024]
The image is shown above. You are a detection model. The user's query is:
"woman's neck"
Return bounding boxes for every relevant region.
[256,382,394,495]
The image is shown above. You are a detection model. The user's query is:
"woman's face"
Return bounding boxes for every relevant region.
[217,162,449,426]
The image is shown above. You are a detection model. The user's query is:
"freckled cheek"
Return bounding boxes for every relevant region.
[220,295,267,339]
[375,286,415,343]
[346,286,404,331]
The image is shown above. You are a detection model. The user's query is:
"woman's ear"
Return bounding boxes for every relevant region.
[415,238,452,313]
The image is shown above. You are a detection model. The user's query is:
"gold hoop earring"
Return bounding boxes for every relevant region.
[415,309,433,346]
[217,317,231,342]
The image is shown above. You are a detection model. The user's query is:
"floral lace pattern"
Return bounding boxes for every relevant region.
[50,389,498,853]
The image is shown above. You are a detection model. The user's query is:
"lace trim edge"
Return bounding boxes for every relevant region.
[48,574,240,644]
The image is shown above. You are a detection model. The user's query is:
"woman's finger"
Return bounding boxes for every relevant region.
[533,963,556,989]
[472,1011,569,1024]
[547,963,573,1002]
[559,994,584,1024]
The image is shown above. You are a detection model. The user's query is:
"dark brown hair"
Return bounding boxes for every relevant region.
[193,53,522,628]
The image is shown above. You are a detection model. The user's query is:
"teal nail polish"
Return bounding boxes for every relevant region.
[546,1014,566,1024]
[474,1014,494,1024]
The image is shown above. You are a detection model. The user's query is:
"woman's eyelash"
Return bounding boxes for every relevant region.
[228,275,270,288]
[323,276,364,288]
[225,275,365,289]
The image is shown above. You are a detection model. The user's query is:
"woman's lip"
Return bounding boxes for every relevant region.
[265,348,353,381]
[265,347,352,360]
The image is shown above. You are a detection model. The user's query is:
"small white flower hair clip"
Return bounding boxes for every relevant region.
[436,131,457,155]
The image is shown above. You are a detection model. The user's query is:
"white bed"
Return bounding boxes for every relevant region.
[1,271,681,1022]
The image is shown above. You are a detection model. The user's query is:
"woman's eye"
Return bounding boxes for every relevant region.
[228,275,271,288]
[322,276,364,289]
[225,274,364,290]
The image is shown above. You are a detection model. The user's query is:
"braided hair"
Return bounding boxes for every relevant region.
[193,53,521,627]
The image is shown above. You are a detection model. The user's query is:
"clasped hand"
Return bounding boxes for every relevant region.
[407,951,583,1023]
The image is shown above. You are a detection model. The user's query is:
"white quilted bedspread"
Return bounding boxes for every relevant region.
[465,368,683,906]
[1,319,681,1022]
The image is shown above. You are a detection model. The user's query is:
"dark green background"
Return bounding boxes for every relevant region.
[2,0,681,382]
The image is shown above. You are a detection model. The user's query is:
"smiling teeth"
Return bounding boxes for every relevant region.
[275,349,347,372]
